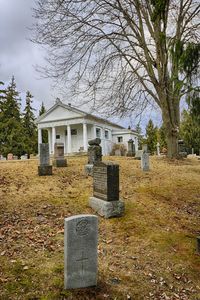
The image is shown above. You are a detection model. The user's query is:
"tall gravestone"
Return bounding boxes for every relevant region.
[38,143,52,176]
[85,138,102,176]
[141,151,150,171]
[64,215,98,289]
[89,161,125,218]
[53,143,67,167]
[127,139,135,157]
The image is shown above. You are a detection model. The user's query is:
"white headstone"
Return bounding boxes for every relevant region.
[64,215,98,289]
[141,152,150,171]
[156,142,160,156]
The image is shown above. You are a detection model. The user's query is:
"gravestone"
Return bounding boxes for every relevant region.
[38,143,52,176]
[197,236,200,253]
[7,153,13,160]
[115,149,121,156]
[89,161,125,218]
[141,152,150,171]
[85,138,102,176]
[53,143,67,167]
[64,215,98,289]
[127,139,135,157]
[178,140,187,158]
[135,150,143,160]
[156,142,160,156]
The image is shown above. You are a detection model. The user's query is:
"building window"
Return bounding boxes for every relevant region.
[71,129,77,135]
[96,128,101,138]
[117,136,123,143]
[105,130,109,139]
[56,134,60,139]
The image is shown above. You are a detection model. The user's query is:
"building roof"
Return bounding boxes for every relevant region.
[36,99,138,134]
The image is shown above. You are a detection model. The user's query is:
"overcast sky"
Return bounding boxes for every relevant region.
[0,0,162,130]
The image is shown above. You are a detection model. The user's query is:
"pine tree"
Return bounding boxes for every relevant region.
[135,123,143,149]
[39,102,48,143]
[146,119,158,154]
[158,124,167,150]
[0,77,24,157]
[23,91,38,157]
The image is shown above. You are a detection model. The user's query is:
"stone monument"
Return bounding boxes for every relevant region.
[127,139,135,157]
[64,214,98,289]
[85,138,102,176]
[142,144,148,153]
[141,151,150,171]
[7,153,13,160]
[53,143,67,167]
[156,142,160,156]
[38,143,52,176]
[135,150,143,160]
[89,161,125,218]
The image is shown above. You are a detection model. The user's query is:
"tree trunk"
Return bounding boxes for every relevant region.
[161,101,180,159]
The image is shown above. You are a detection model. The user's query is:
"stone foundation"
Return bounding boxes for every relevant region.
[89,197,125,218]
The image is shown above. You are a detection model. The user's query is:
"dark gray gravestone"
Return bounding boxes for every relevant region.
[85,138,102,176]
[38,143,52,176]
[141,152,150,171]
[197,236,200,253]
[53,143,67,167]
[93,162,119,201]
[89,162,124,218]
[64,215,98,289]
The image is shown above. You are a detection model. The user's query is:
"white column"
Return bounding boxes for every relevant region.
[83,123,88,151]
[67,124,71,153]
[93,125,96,138]
[52,127,56,154]
[38,128,42,154]
[47,129,52,153]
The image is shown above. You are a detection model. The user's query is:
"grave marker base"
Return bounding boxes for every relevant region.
[89,197,125,218]
[38,165,52,176]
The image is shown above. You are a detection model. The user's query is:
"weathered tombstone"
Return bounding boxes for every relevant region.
[141,152,150,171]
[135,150,143,160]
[114,149,121,156]
[85,138,102,176]
[20,154,28,160]
[7,153,13,160]
[127,139,135,157]
[64,215,98,289]
[156,142,160,156]
[89,161,125,218]
[38,143,52,176]
[178,140,187,158]
[53,143,67,167]
[13,155,18,160]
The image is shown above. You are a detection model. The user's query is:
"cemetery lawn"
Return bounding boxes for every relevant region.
[0,156,200,300]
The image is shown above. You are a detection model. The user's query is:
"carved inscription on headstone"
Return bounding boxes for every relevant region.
[93,162,119,201]
[64,215,98,289]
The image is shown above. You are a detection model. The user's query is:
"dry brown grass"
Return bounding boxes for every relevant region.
[0,156,200,300]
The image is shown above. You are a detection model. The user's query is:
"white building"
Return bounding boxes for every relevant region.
[36,100,138,155]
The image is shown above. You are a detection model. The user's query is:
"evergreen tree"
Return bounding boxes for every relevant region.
[158,124,167,150]
[0,77,24,157]
[146,119,158,154]
[135,123,143,149]
[180,107,200,155]
[23,91,38,157]
[39,101,46,116]
[39,102,48,143]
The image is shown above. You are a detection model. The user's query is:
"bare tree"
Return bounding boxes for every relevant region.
[32,0,200,158]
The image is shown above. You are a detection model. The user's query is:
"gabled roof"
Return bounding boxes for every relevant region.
[36,99,137,131]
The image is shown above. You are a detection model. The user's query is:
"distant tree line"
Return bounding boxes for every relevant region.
[138,92,200,155]
[0,77,47,158]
